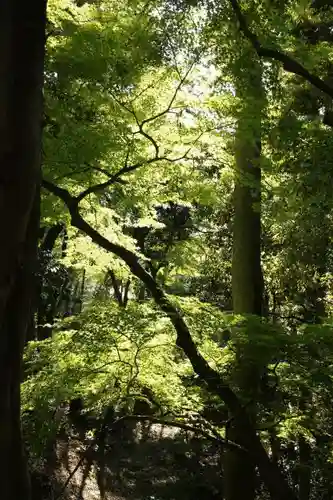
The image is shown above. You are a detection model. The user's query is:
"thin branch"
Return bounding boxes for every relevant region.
[56,451,87,499]
[136,126,159,156]
[112,62,194,128]
[229,0,333,100]
[109,61,195,161]
[52,162,128,183]
[124,149,130,168]
[74,151,190,203]
[109,91,139,125]
[54,167,92,181]
[165,34,183,80]
[89,164,126,181]
[83,359,133,376]
[141,63,195,127]
[130,71,168,103]
[74,161,143,202]
[112,414,246,451]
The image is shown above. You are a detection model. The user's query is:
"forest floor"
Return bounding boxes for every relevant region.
[32,422,223,500]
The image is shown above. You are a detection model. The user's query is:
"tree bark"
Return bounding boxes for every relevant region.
[232,62,263,317]
[226,53,264,500]
[109,270,124,306]
[298,435,311,500]
[0,2,47,498]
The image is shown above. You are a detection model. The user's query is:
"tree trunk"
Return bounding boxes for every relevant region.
[298,435,311,500]
[226,53,264,500]
[224,421,256,500]
[0,2,47,498]
[232,74,263,317]
[109,270,124,306]
[36,223,65,341]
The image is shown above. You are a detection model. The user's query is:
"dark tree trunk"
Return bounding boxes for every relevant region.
[35,223,65,341]
[0,1,47,498]
[109,270,124,306]
[224,422,256,500]
[269,429,281,465]
[109,270,130,307]
[122,279,130,307]
[298,435,311,500]
[2,192,41,498]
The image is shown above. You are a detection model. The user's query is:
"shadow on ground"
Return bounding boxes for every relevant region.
[32,422,224,500]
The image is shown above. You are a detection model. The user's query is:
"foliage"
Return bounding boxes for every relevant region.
[21,0,333,498]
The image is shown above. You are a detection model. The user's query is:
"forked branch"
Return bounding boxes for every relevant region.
[73,65,197,203]
[75,150,191,203]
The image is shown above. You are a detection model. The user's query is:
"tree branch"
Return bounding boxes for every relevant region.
[229,0,333,99]
[110,62,195,160]
[73,124,208,203]
[41,179,243,413]
[88,164,127,183]
[69,63,199,203]
[74,152,189,203]
[42,179,75,207]
[110,414,246,451]
[141,63,195,127]
[136,126,159,156]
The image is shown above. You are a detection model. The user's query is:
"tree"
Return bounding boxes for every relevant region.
[40,4,298,494]
[0,1,47,499]
[225,49,265,500]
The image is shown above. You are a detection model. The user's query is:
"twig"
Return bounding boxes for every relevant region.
[141,63,195,127]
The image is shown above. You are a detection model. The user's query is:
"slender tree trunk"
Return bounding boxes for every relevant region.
[225,54,264,500]
[0,2,46,498]
[232,76,263,317]
[79,268,86,312]
[109,270,124,306]
[122,279,131,307]
[269,429,281,466]
[36,223,65,341]
[298,435,311,500]
[224,421,256,500]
